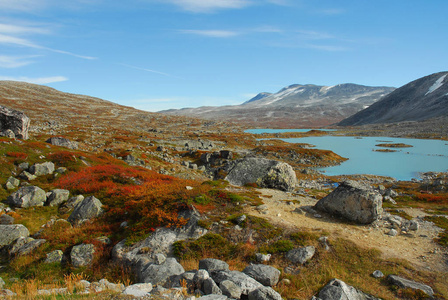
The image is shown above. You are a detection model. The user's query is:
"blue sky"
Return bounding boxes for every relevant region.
[1,0,447,112]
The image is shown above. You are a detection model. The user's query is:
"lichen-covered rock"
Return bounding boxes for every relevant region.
[315,181,383,224]
[122,283,153,297]
[59,195,84,214]
[46,137,78,149]
[243,264,280,287]
[225,157,297,191]
[203,278,222,295]
[388,275,434,297]
[0,224,30,248]
[286,246,315,265]
[29,162,55,176]
[67,196,103,225]
[5,176,20,190]
[0,214,14,225]
[211,270,263,296]
[139,258,185,285]
[46,189,70,207]
[0,105,30,139]
[71,244,95,267]
[45,250,64,264]
[248,286,282,300]
[199,258,230,272]
[220,280,242,299]
[7,185,46,208]
[313,278,380,300]
[9,237,46,256]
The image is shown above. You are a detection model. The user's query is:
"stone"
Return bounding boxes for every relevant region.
[1,129,15,139]
[243,264,280,287]
[255,253,271,263]
[46,189,70,207]
[408,220,419,231]
[318,236,331,251]
[0,105,30,139]
[18,162,29,170]
[18,171,36,181]
[0,214,14,225]
[8,185,46,208]
[45,250,64,264]
[46,137,78,149]
[234,214,247,225]
[372,270,384,278]
[194,269,210,290]
[95,236,111,245]
[387,275,434,297]
[225,157,297,191]
[5,176,20,190]
[29,161,55,176]
[314,181,383,224]
[313,278,380,300]
[59,195,85,213]
[10,237,46,256]
[199,258,230,272]
[154,253,167,265]
[286,246,315,264]
[203,278,222,295]
[71,244,95,267]
[248,286,282,300]
[220,280,242,299]
[0,225,29,248]
[387,229,398,236]
[0,277,5,289]
[198,295,229,300]
[139,257,185,285]
[122,283,153,297]
[211,270,263,296]
[67,196,103,225]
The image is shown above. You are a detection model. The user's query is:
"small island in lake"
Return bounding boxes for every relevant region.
[375,143,413,148]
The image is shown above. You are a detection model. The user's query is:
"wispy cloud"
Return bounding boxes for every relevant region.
[119,63,180,79]
[0,75,68,84]
[180,29,241,38]
[162,0,251,13]
[0,55,41,68]
[0,0,46,12]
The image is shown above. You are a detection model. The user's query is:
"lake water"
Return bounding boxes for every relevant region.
[246,128,336,134]
[251,130,448,180]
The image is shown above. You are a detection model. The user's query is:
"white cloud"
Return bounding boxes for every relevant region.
[119,63,177,78]
[180,29,240,38]
[163,0,251,13]
[0,76,68,84]
[0,55,40,68]
[0,23,50,35]
[0,0,47,12]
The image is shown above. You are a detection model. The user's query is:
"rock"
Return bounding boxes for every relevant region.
[0,277,4,289]
[385,188,398,198]
[286,246,315,264]
[387,275,434,297]
[122,283,153,297]
[220,280,242,299]
[225,157,297,191]
[10,237,46,256]
[45,250,64,264]
[203,278,222,295]
[318,236,331,251]
[243,264,280,286]
[29,162,55,176]
[168,271,195,289]
[154,253,167,265]
[95,236,111,245]
[408,220,419,231]
[387,229,398,236]
[71,244,95,267]
[5,176,20,190]
[18,162,29,170]
[0,105,30,139]
[0,224,29,248]
[67,196,103,225]
[7,185,46,208]
[255,253,271,263]
[46,189,70,207]
[18,171,36,181]
[59,195,85,213]
[46,137,78,149]
[372,270,384,278]
[0,214,14,225]
[194,269,210,290]
[198,295,229,300]
[314,181,383,224]
[95,279,125,293]
[313,278,380,300]
[234,214,247,225]
[199,258,230,272]
[248,286,282,300]
[211,270,263,296]
[55,167,67,174]
[139,257,185,285]
[1,129,15,139]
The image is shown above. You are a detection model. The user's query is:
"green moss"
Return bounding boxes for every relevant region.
[259,239,294,254]
[173,233,236,260]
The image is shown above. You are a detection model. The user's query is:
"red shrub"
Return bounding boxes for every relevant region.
[6,152,28,160]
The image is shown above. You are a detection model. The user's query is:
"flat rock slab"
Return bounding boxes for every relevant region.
[388,275,434,296]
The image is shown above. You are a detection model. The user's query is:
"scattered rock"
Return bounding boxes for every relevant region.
[211,270,263,296]
[255,253,271,263]
[45,250,64,264]
[372,270,384,278]
[46,137,78,149]
[46,189,70,207]
[67,196,103,225]
[0,224,30,248]
[313,278,380,300]
[122,283,153,297]
[9,237,46,256]
[0,105,30,139]
[387,229,398,236]
[199,258,230,272]
[286,246,315,265]
[220,280,242,299]
[203,278,222,295]
[29,161,55,176]
[248,286,282,300]
[18,171,36,181]
[387,275,434,297]
[71,244,95,267]
[243,264,280,287]
[5,176,20,190]
[59,195,85,214]
[0,214,14,225]
[315,181,383,224]
[139,257,185,285]
[7,185,46,208]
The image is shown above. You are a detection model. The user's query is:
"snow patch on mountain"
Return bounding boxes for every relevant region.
[426,74,447,95]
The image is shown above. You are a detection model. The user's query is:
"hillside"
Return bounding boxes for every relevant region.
[163,83,395,128]
[339,72,448,126]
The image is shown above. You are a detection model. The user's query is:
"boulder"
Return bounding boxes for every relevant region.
[225,158,297,191]
[59,195,84,214]
[248,286,282,300]
[71,244,95,267]
[5,176,20,190]
[0,214,14,225]
[139,257,185,285]
[314,181,383,224]
[211,270,263,296]
[8,186,46,208]
[194,269,210,290]
[220,280,242,299]
[313,278,380,300]
[122,283,153,297]
[46,137,78,150]
[9,237,46,256]
[203,278,222,295]
[67,196,103,225]
[0,105,30,139]
[387,275,433,297]
[18,171,36,181]
[243,264,280,287]
[198,295,229,300]
[199,258,230,272]
[1,129,15,139]
[0,224,29,248]
[45,250,64,264]
[29,162,55,176]
[286,246,315,265]
[46,189,70,207]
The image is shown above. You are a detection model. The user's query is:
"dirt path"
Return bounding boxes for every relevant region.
[245,188,448,273]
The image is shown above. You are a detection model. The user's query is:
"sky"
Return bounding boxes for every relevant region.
[1,0,447,112]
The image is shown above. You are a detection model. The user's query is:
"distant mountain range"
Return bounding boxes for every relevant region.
[338,71,448,126]
[162,84,395,128]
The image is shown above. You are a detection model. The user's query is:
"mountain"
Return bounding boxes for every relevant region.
[162,83,395,128]
[339,72,448,126]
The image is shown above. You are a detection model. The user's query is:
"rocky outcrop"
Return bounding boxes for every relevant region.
[388,275,434,297]
[67,196,103,225]
[46,137,79,149]
[225,157,297,191]
[0,105,30,139]
[312,278,380,300]
[29,162,55,176]
[5,176,20,190]
[46,189,70,207]
[314,181,383,224]
[71,244,95,267]
[7,186,47,208]
[0,224,30,248]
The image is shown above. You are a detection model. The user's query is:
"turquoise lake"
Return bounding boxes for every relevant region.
[250,129,448,180]
[246,128,336,134]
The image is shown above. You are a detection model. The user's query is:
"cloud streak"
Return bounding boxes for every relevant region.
[0,75,68,84]
[119,63,180,79]
[179,29,240,38]
[162,0,251,13]
[0,55,40,68]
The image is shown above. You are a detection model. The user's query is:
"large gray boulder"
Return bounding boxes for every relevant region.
[203,278,222,295]
[8,185,46,208]
[139,258,185,285]
[67,196,103,225]
[388,275,434,297]
[225,157,297,191]
[59,195,84,214]
[0,105,30,139]
[243,264,280,287]
[314,181,383,224]
[29,162,55,176]
[211,270,263,296]
[5,176,20,190]
[286,246,315,265]
[313,278,380,300]
[199,258,230,272]
[0,224,30,248]
[46,137,78,149]
[220,280,242,299]
[122,283,153,297]
[71,244,95,267]
[46,189,70,207]
[248,286,282,300]
[9,237,46,256]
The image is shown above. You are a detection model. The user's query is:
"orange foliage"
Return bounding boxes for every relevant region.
[48,151,77,165]
[6,152,28,159]
[416,193,448,204]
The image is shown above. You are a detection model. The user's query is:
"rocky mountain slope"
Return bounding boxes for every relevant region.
[339,71,448,126]
[163,83,395,128]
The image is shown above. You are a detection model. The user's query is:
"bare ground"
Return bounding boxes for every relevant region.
[245,188,448,273]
